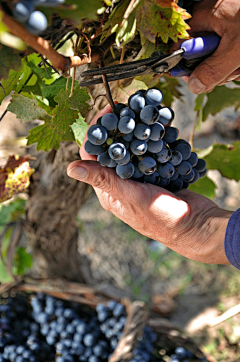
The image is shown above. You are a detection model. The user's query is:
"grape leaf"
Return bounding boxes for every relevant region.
[13,247,33,276]
[188,176,216,200]
[37,0,102,25]
[0,45,22,80]
[0,155,34,203]
[112,79,148,104]
[204,141,240,181]
[27,89,79,151]
[102,0,142,46]
[37,77,77,107]
[136,34,170,60]
[68,86,91,118]
[71,115,89,147]
[0,69,22,106]
[26,60,54,80]
[136,0,190,43]
[7,94,52,123]
[202,86,240,121]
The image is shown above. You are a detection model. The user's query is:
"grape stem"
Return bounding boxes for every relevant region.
[0,10,116,71]
[99,59,117,114]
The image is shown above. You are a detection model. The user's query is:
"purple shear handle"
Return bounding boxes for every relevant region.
[170,34,221,77]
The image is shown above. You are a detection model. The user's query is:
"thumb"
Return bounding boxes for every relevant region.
[188,35,240,94]
[67,160,150,206]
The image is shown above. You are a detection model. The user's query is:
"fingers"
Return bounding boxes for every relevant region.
[80,104,113,161]
[188,34,240,94]
[66,159,150,207]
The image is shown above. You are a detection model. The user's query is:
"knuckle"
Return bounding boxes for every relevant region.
[92,171,112,194]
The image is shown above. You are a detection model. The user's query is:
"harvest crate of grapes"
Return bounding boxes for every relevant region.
[0,278,207,362]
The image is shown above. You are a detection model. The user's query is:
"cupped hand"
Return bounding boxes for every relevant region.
[172,0,240,94]
[67,105,232,265]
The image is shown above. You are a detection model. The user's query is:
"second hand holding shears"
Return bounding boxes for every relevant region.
[79,34,220,87]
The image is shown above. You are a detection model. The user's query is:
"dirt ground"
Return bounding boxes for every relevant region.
[2,80,240,361]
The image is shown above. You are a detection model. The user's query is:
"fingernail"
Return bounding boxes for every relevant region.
[188,77,207,94]
[67,166,88,180]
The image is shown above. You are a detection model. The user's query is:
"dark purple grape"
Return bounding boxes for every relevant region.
[158,107,174,125]
[187,152,198,167]
[140,105,159,125]
[163,126,179,143]
[145,88,163,106]
[158,163,175,178]
[174,143,191,161]
[138,157,157,175]
[195,159,206,172]
[120,107,135,119]
[108,143,126,161]
[170,178,183,192]
[199,168,207,178]
[130,140,147,155]
[147,140,163,153]
[129,94,145,112]
[155,146,172,163]
[134,123,151,140]
[169,150,182,166]
[116,162,134,179]
[149,122,165,141]
[144,171,160,185]
[176,161,192,176]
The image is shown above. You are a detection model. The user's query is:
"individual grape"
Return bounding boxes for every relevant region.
[118,116,135,134]
[158,107,174,125]
[155,146,172,163]
[189,168,199,183]
[13,1,34,22]
[163,126,179,144]
[130,140,147,155]
[132,165,144,179]
[97,152,112,167]
[116,151,131,165]
[182,181,189,189]
[180,169,195,182]
[187,152,198,167]
[25,11,48,35]
[101,113,118,131]
[116,162,134,179]
[140,105,159,125]
[144,171,160,185]
[158,163,175,178]
[169,150,182,166]
[176,161,192,176]
[195,159,206,172]
[129,94,145,112]
[120,107,135,119]
[199,168,207,178]
[85,141,104,155]
[149,122,165,141]
[108,159,117,168]
[174,143,191,161]
[83,334,96,347]
[158,177,170,187]
[145,88,163,106]
[147,140,163,153]
[175,347,187,358]
[138,157,157,175]
[87,125,108,145]
[170,178,184,192]
[134,123,151,140]
[122,131,134,142]
[170,171,179,181]
[108,143,126,160]
[113,103,126,115]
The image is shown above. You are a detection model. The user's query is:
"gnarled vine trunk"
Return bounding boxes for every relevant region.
[24,141,93,283]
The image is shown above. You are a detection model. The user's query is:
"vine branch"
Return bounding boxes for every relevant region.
[1,10,115,71]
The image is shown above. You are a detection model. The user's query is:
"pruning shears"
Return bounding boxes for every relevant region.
[79,34,220,87]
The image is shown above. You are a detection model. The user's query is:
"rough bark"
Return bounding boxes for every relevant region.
[24,141,93,284]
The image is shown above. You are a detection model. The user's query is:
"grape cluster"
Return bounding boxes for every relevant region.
[0,293,157,362]
[12,0,65,35]
[169,346,207,362]
[85,88,207,193]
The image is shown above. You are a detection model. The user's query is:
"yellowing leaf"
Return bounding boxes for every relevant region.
[0,156,34,203]
[136,0,190,43]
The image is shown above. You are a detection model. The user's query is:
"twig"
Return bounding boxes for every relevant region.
[1,10,116,71]
[119,0,136,27]
[189,110,199,149]
[69,67,76,97]
[99,59,116,114]
[209,303,240,327]
[91,12,106,40]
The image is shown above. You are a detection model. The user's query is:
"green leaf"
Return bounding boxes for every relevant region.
[7,94,52,123]
[68,86,91,117]
[0,68,22,105]
[203,86,240,121]
[102,0,141,46]
[71,115,89,146]
[27,60,54,80]
[0,261,13,283]
[194,93,206,111]
[188,176,216,199]
[37,0,102,25]
[136,0,190,43]
[27,89,79,151]
[0,199,26,231]
[136,34,170,60]
[13,247,33,276]
[38,77,77,107]
[204,141,240,181]
[0,45,21,80]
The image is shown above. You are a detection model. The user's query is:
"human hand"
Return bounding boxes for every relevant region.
[172,0,240,94]
[67,105,232,265]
